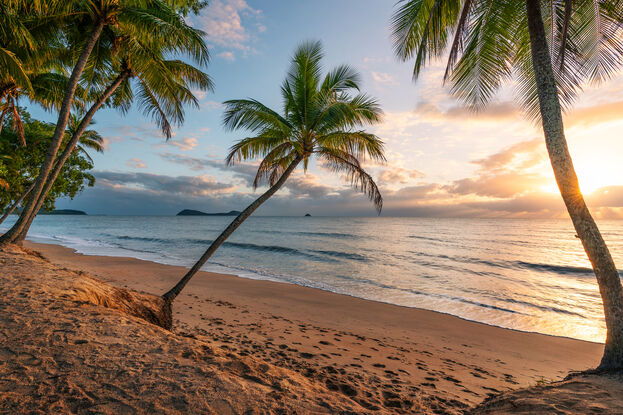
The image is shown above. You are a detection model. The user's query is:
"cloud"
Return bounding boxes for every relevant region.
[565,100,623,128]
[470,139,544,171]
[218,51,236,61]
[285,173,335,198]
[167,137,198,151]
[125,158,146,169]
[101,136,123,150]
[378,166,425,186]
[196,0,262,60]
[95,171,236,197]
[159,152,259,185]
[371,71,397,85]
[192,90,207,100]
[59,134,623,219]
[160,152,222,171]
[447,172,547,198]
[202,101,223,110]
[444,138,549,198]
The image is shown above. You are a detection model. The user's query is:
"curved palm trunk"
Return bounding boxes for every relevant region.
[0,182,34,225]
[526,0,623,370]
[0,19,105,246]
[12,70,131,243]
[161,156,302,314]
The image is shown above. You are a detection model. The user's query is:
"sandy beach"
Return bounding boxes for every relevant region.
[0,240,616,413]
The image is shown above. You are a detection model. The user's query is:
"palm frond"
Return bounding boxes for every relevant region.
[226,133,291,165]
[391,0,462,79]
[252,142,295,188]
[321,64,361,92]
[223,99,292,133]
[318,147,383,213]
[316,131,386,163]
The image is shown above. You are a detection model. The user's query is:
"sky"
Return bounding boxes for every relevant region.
[31,0,623,217]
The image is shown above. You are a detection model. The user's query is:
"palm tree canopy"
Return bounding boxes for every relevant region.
[224,41,386,213]
[391,0,623,119]
[75,0,213,139]
[1,0,213,143]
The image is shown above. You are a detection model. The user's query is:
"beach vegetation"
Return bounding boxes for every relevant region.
[0,110,96,224]
[0,0,212,244]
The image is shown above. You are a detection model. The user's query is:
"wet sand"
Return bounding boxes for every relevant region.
[12,241,604,413]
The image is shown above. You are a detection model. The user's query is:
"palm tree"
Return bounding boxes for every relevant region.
[160,41,386,326]
[391,0,623,371]
[12,57,212,242]
[0,0,210,245]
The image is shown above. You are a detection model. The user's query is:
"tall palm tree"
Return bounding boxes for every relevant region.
[160,41,386,327]
[391,0,623,371]
[13,58,212,242]
[0,0,210,245]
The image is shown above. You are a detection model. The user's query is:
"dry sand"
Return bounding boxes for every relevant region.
[1,241,619,414]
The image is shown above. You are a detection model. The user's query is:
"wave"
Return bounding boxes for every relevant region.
[310,250,368,262]
[515,261,595,275]
[250,229,356,239]
[107,234,368,263]
[117,235,170,244]
[297,231,355,239]
[408,250,602,277]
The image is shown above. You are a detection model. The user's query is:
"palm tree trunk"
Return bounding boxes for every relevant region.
[526,0,623,371]
[11,70,131,243]
[0,106,8,137]
[0,19,106,247]
[161,156,302,311]
[0,182,34,225]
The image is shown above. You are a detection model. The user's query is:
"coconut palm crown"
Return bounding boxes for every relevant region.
[225,40,385,210]
[161,40,386,311]
[390,0,623,117]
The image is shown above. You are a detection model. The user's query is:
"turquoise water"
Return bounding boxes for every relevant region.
[4,215,622,343]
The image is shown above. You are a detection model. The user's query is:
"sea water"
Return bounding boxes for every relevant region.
[4,215,622,343]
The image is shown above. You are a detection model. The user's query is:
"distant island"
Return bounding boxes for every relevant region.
[45,209,87,215]
[176,209,241,216]
[305,213,312,217]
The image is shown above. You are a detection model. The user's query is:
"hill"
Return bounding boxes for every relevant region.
[46,209,87,215]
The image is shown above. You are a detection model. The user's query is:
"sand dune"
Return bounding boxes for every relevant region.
[1,242,621,414]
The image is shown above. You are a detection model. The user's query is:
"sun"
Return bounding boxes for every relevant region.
[540,166,611,195]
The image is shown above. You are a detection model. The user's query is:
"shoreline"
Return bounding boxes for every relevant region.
[22,240,604,410]
[26,239,604,346]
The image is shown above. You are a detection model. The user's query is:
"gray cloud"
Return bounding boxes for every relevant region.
[56,136,623,218]
[159,152,259,184]
[96,171,236,197]
[284,175,334,198]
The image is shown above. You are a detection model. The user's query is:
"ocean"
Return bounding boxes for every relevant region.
[3,215,621,343]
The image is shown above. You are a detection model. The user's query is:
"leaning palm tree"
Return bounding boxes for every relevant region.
[391,0,623,370]
[160,41,386,322]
